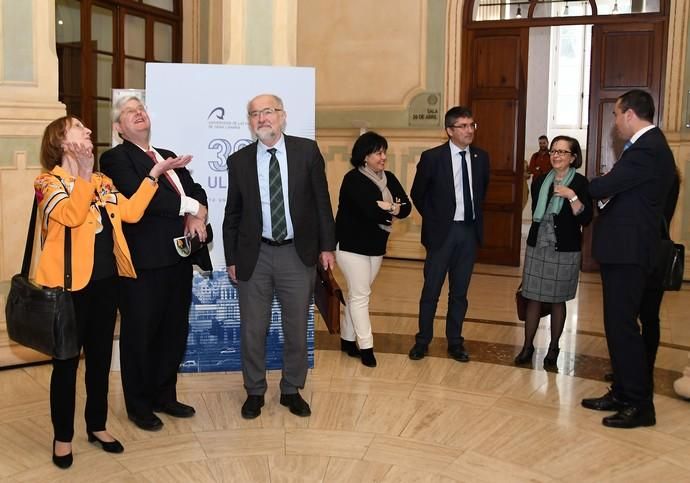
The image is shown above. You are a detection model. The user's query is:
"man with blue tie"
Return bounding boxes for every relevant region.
[223,94,336,419]
[582,89,676,428]
[408,106,490,362]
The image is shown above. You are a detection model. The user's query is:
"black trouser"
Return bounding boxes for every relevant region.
[417,222,477,347]
[600,264,653,408]
[50,276,117,442]
[639,282,664,379]
[118,260,192,418]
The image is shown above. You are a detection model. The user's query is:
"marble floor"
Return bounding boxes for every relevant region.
[0,259,689,482]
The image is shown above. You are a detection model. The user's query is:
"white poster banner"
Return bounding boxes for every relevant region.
[145,63,316,372]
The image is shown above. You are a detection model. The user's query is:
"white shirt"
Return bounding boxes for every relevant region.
[449,141,474,221]
[256,135,295,240]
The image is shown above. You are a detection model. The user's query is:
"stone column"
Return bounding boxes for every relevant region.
[0,0,65,364]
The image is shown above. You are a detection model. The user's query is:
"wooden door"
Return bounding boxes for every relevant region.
[462,27,529,266]
[582,20,667,271]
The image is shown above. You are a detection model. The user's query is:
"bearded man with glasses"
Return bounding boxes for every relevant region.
[408,106,490,363]
[223,94,336,419]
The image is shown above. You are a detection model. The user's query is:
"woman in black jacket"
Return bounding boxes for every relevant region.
[335,132,411,367]
[515,135,593,369]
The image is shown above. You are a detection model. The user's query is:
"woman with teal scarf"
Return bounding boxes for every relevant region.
[515,136,593,369]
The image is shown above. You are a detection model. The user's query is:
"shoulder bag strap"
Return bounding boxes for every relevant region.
[19,198,38,277]
[21,176,73,289]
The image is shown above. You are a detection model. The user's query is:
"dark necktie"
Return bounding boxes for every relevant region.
[267,148,287,241]
[460,151,473,221]
[146,150,181,195]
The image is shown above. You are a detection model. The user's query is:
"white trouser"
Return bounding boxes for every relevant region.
[335,247,383,350]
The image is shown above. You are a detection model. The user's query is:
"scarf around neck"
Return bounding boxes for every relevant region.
[533,167,576,223]
[358,165,394,232]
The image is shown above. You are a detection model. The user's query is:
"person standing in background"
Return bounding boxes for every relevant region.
[335,131,411,367]
[527,135,551,178]
[408,106,490,363]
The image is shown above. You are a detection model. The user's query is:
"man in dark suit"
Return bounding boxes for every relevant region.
[223,94,336,419]
[582,89,676,429]
[408,106,490,362]
[100,96,211,431]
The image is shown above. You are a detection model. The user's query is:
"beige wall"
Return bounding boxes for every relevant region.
[2,0,690,362]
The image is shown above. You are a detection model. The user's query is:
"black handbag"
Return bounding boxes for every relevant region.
[5,194,79,360]
[656,219,685,291]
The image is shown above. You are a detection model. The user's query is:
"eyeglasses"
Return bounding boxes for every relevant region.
[248,107,283,119]
[549,149,572,156]
[447,122,478,130]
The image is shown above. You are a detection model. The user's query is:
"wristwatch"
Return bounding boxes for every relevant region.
[568,195,578,204]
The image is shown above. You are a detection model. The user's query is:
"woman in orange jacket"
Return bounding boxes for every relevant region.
[35,116,191,469]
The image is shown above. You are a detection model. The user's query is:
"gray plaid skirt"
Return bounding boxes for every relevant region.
[521,214,581,303]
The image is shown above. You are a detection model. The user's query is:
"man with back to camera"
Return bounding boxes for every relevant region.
[100,96,211,431]
[408,106,490,362]
[582,89,676,428]
[222,94,336,419]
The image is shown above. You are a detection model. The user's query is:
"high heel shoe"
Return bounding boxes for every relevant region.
[87,431,124,454]
[513,346,534,365]
[360,348,377,367]
[543,347,560,370]
[340,339,360,357]
[52,439,73,469]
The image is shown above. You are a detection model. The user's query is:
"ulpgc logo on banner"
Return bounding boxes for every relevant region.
[207,138,252,175]
[206,106,245,130]
[207,107,225,120]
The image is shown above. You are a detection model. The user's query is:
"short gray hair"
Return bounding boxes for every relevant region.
[112,95,145,123]
[246,94,284,115]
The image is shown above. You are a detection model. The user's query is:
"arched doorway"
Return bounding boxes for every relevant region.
[461,0,669,267]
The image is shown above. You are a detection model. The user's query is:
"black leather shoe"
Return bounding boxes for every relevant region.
[602,405,655,429]
[87,431,124,453]
[360,348,377,367]
[280,392,311,417]
[241,395,265,419]
[604,372,614,382]
[154,401,196,418]
[128,412,163,431]
[514,346,534,366]
[448,344,470,363]
[581,390,624,412]
[408,344,428,361]
[52,439,73,469]
[340,339,360,357]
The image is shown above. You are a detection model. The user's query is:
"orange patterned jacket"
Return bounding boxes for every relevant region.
[34,165,157,290]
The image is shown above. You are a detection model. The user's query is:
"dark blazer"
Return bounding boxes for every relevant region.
[100,139,211,271]
[589,127,676,269]
[336,168,412,256]
[526,173,593,251]
[222,134,336,281]
[411,142,490,251]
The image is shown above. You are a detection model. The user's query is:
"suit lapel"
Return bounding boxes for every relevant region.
[245,142,262,219]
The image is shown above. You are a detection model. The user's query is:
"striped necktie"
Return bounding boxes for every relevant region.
[267,148,287,241]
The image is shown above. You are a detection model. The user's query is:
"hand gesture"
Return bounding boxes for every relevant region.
[149,155,192,179]
[62,141,94,175]
[553,185,574,200]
